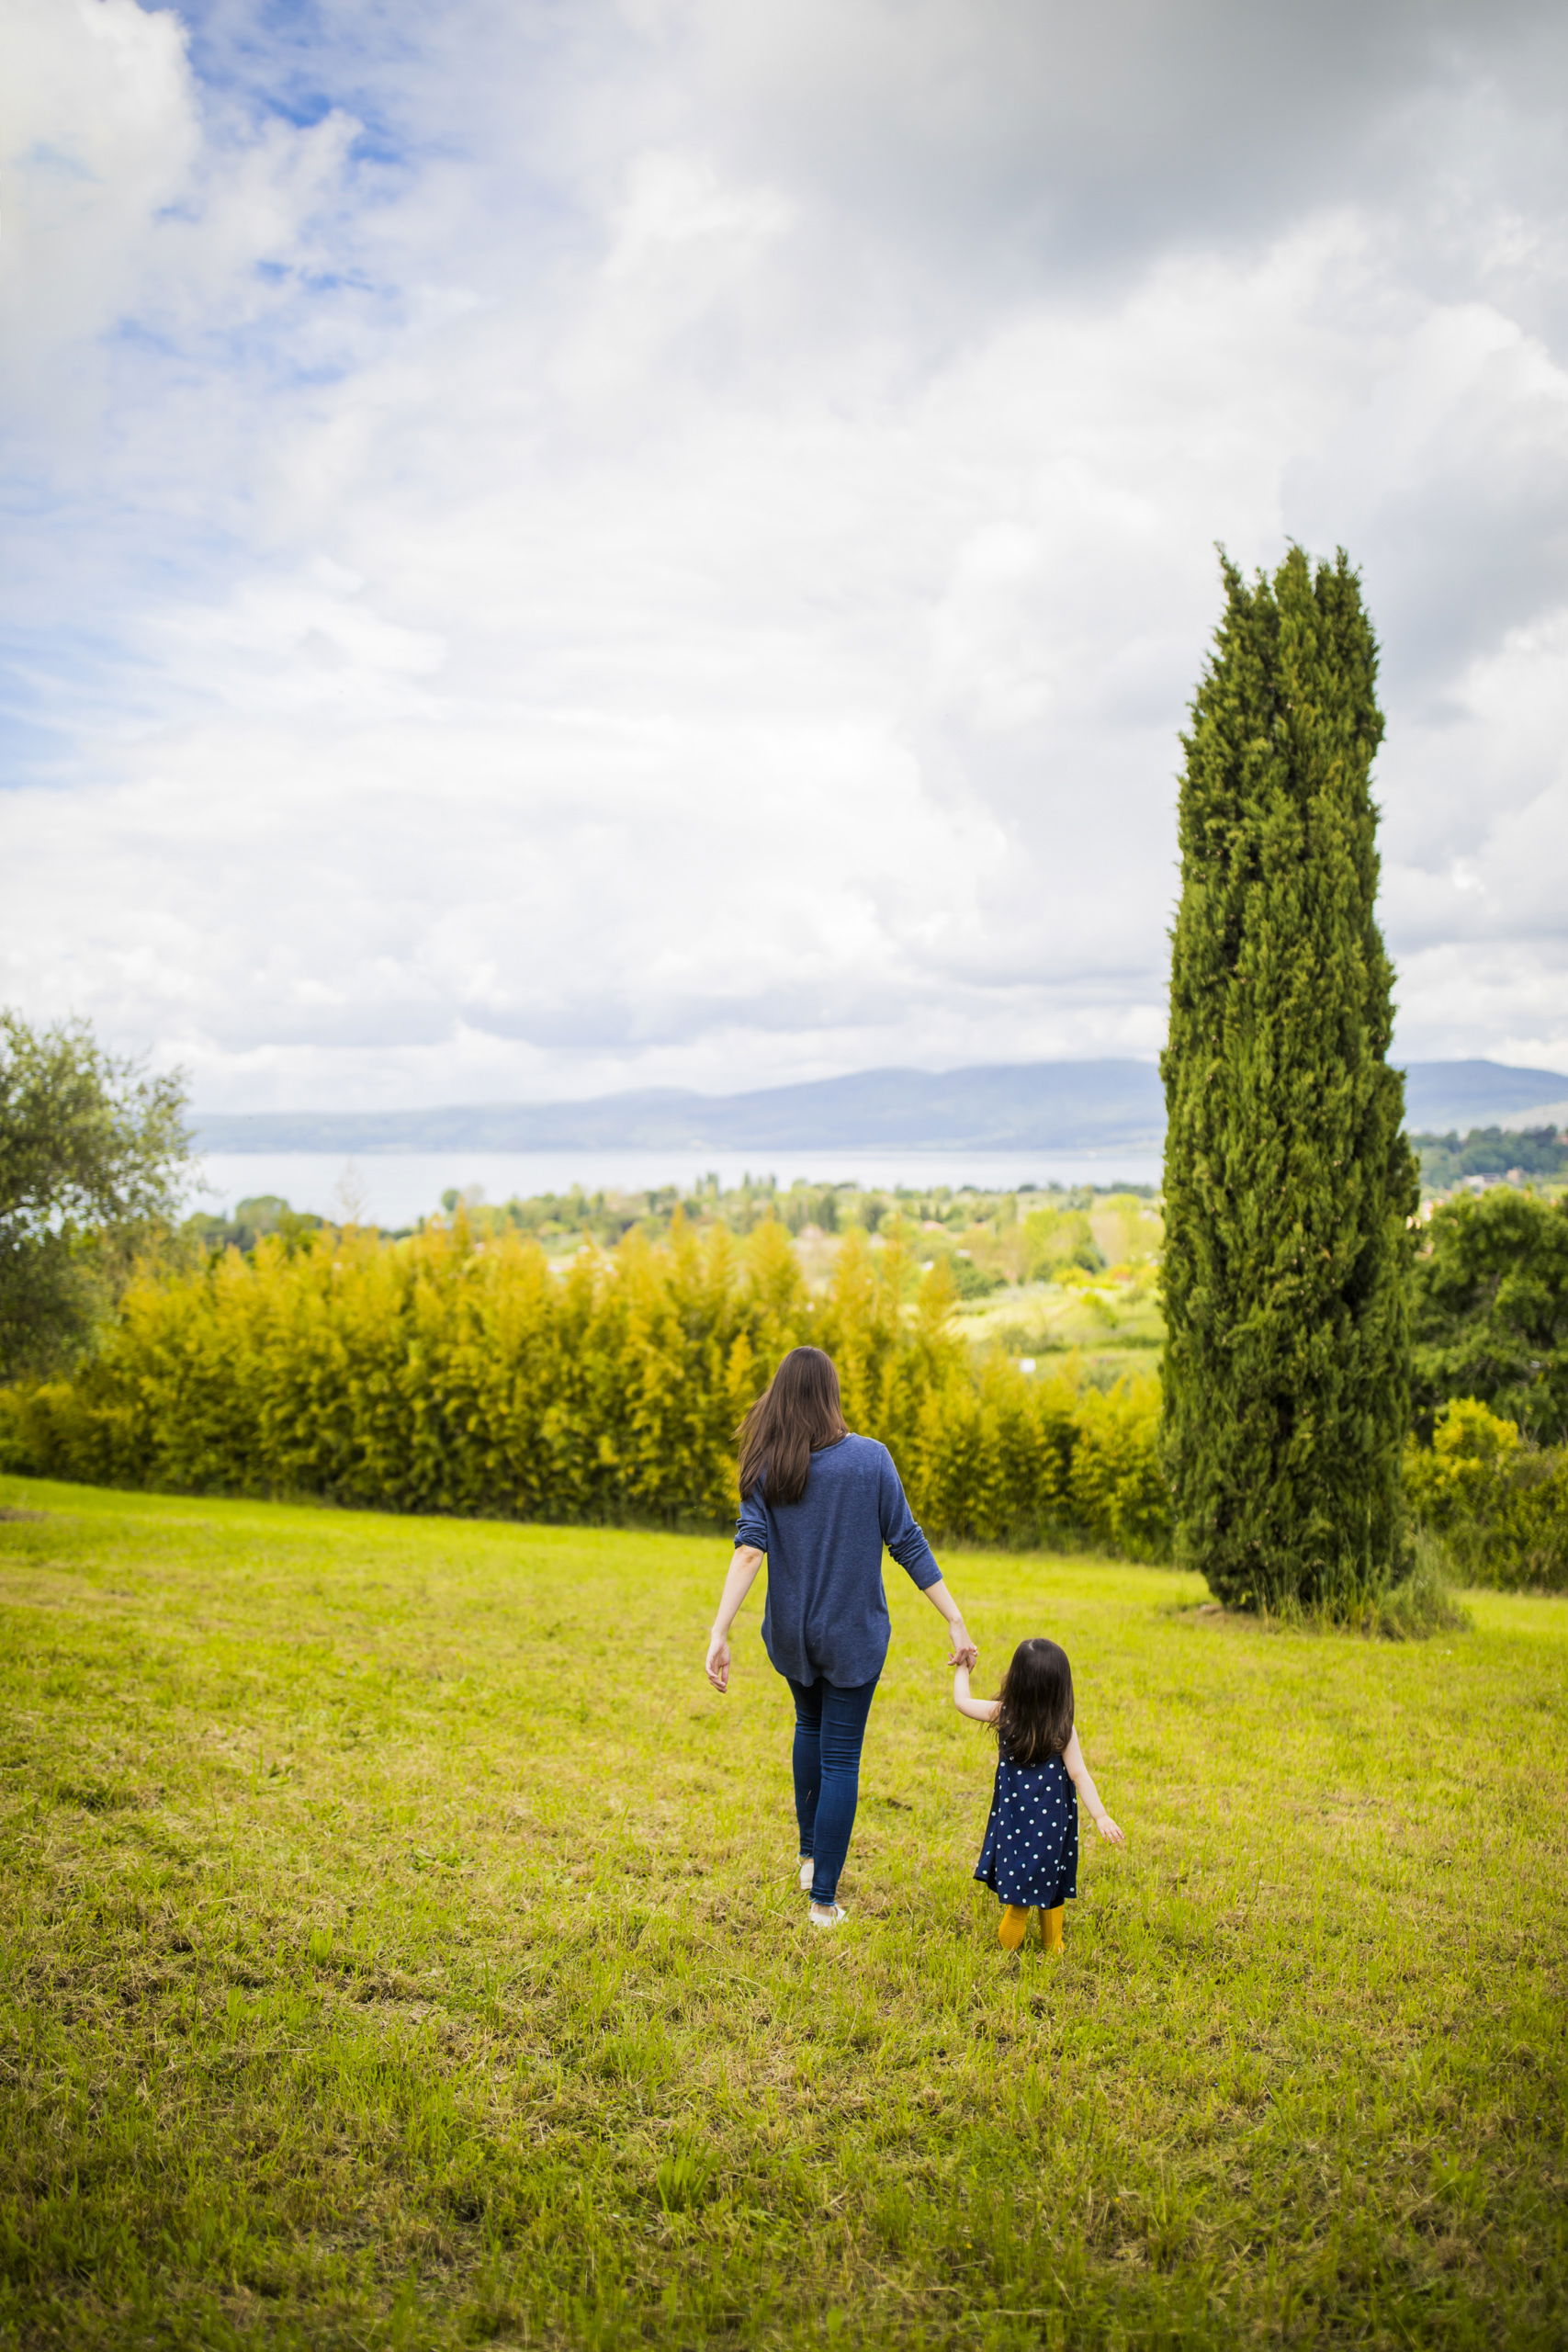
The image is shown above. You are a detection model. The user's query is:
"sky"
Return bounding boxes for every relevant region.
[3,0,1567,1114]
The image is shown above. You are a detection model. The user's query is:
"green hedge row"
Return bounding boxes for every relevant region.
[7,1215,1562,1588]
[0,1217,1169,1559]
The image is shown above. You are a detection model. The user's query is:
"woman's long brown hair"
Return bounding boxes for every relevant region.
[737,1347,848,1507]
[995,1638,1075,1765]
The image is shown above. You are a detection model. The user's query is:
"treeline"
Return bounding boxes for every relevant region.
[5,1170,1567,1590]
[1414,1125,1568,1193]
[0,1217,1168,1559]
[428,1175,1159,1269]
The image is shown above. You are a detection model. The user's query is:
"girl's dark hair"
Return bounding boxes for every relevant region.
[738,1347,848,1508]
[995,1638,1074,1765]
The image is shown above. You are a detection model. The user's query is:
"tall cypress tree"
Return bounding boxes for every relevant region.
[1161,548,1418,1611]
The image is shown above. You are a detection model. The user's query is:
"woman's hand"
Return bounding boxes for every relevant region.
[1093,1813,1125,1846]
[946,1622,978,1671]
[705,1548,762,1695]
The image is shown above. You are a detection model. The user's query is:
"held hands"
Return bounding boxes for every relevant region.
[946,1622,978,1671]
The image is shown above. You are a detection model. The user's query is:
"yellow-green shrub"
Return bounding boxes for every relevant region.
[1404,1397,1568,1591]
[0,1216,1169,1557]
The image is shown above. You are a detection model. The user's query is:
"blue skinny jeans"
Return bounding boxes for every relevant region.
[786,1673,879,1906]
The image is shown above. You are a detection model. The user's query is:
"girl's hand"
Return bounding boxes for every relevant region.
[705,1634,731,1693]
[1094,1813,1125,1846]
[947,1622,978,1670]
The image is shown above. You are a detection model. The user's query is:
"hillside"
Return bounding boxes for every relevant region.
[193,1057,1568,1156]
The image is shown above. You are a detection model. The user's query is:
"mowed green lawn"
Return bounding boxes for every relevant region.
[1,1479,1564,2352]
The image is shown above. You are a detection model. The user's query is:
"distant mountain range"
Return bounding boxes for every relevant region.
[193,1057,1568,1157]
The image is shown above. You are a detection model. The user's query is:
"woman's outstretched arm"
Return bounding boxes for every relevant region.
[706,1544,764,1693]
[922,1577,978,1669]
[877,1451,975,1667]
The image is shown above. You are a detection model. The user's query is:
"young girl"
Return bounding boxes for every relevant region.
[955,1637,1124,1951]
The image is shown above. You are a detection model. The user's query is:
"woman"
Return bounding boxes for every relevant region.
[705,1345,977,1927]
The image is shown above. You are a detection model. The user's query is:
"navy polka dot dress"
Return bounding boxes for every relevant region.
[975,1748,1078,1908]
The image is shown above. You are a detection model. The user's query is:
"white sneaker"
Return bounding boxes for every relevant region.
[798,1860,814,1892]
[808,1903,848,1928]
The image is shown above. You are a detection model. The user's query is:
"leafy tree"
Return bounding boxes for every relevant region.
[0,1012,190,1377]
[1021,1205,1104,1282]
[1161,548,1418,1612]
[1412,1190,1568,1444]
[185,1195,326,1257]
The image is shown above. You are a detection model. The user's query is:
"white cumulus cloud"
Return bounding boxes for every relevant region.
[1,0,1566,1111]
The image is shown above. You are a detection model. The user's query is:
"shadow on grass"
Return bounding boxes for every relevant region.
[1163,1555,1470,1642]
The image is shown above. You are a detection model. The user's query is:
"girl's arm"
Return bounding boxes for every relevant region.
[1063,1728,1125,1845]
[952,1663,1000,1724]
[705,1545,764,1693]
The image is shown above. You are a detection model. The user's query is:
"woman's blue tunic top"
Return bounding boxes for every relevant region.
[734,1433,941,1687]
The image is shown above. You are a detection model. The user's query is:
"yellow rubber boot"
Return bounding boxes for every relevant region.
[997,1904,1030,1951]
[1041,1905,1065,1954]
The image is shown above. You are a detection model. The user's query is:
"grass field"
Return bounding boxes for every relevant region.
[1,1477,1564,2351]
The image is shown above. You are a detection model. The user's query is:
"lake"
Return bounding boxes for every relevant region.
[190,1148,1165,1227]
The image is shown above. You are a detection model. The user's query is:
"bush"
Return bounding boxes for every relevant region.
[1404,1397,1568,1592]
[0,1216,1170,1559]
[949,1256,1005,1301]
